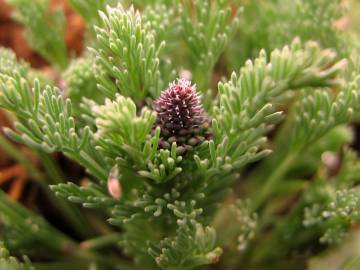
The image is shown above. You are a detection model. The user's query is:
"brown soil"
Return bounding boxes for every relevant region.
[0,0,85,68]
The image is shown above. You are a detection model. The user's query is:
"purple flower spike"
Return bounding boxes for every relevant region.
[154,79,211,152]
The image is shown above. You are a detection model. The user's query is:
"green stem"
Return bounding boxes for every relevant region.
[74,249,134,270]
[33,261,91,270]
[36,150,65,184]
[80,233,122,250]
[195,65,212,93]
[36,151,97,238]
[0,189,76,255]
[251,152,298,211]
[0,133,94,238]
[38,181,95,238]
[0,133,43,181]
[86,213,114,235]
[342,255,360,270]
[34,246,134,270]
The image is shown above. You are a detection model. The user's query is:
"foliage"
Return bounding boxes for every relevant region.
[6,0,68,69]
[63,55,104,117]
[0,190,74,257]
[303,149,360,245]
[68,0,117,24]
[179,0,242,90]
[148,219,221,270]
[231,0,349,67]
[0,48,49,84]
[0,1,360,270]
[0,242,34,270]
[92,4,166,100]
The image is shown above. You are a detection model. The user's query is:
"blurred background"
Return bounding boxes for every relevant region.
[1,1,360,269]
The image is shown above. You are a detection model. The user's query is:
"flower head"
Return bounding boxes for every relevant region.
[154,79,211,152]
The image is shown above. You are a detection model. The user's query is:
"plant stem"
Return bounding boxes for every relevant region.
[251,152,298,211]
[36,150,65,184]
[0,133,43,181]
[341,255,360,270]
[34,247,134,270]
[80,233,122,250]
[36,150,98,238]
[38,181,95,238]
[0,189,76,254]
[33,261,90,270]
[74,249,133,270]
[0,133,94,238]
